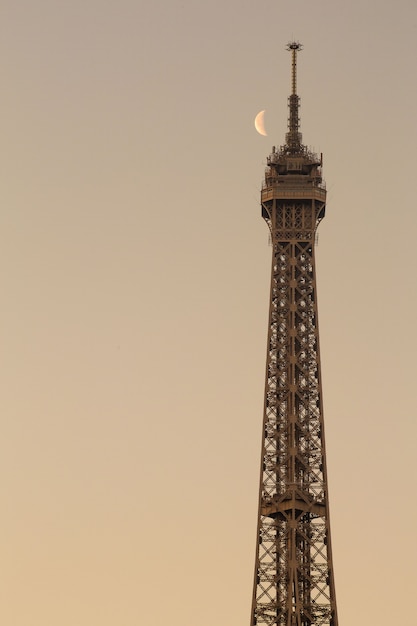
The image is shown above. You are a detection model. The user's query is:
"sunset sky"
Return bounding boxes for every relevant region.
[1,1,417,625]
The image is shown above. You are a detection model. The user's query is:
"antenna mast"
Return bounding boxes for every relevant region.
[286,41,303,153]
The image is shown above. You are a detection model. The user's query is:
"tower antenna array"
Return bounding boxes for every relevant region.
[285,41,303,153]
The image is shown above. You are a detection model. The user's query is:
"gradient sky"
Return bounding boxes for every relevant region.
[1,1,417,625]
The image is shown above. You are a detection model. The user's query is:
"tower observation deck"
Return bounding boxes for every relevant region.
[251,43,338,626]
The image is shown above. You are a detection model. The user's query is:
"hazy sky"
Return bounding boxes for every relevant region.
[1,1,417,625]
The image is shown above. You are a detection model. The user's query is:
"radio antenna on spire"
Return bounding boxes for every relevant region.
[286,41,303,153]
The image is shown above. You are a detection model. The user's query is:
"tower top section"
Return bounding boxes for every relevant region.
[261,42,326,217]
[265,41,323,171]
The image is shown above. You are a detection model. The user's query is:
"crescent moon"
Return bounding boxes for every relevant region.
[254,110,267,136]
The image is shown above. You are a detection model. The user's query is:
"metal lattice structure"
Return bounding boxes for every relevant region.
[251,43,338,626]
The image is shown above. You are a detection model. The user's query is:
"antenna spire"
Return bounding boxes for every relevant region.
[285,41,303,153]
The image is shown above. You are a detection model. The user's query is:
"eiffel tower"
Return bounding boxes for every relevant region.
[251,42,338,626]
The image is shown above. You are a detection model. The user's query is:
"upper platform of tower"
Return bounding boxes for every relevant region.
[262,42,326,204]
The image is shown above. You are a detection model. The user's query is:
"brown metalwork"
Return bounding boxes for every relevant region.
[250,43,338,626]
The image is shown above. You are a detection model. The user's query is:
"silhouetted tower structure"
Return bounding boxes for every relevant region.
[251,43,338,626]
